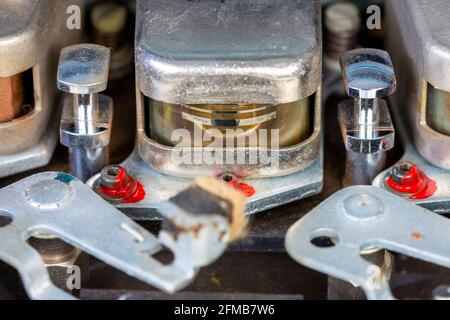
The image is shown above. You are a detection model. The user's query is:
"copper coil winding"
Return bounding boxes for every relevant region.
[0,74,24,123]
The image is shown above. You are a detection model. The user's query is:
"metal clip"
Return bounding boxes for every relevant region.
[286,186,450,300]
[0,173,245,299]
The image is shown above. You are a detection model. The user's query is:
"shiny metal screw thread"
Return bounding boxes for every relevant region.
[91,1,128,50]
[324,2,361,60]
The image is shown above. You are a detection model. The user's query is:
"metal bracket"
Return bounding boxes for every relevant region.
[0,172,240,299]
[87,143,323,219]
[372,97,450,214]
[285,186,450,300]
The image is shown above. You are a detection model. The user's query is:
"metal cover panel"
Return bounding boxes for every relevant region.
[136,0,322,104]
[389,0,450,91]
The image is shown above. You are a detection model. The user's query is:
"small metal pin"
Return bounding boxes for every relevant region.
[57,44,113,182]
[338,49,397,186]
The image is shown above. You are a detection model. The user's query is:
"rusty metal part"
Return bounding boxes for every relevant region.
[159,176,247,267]
[0,74,24,123]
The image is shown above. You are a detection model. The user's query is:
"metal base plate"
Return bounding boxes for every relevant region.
[88,146,323,220]
[0,113,59,178]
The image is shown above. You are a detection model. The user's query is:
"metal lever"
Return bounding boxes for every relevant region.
[285,185,450,300]
[57,44,113,182]
[0,172,246,299]
[338,48,396,185]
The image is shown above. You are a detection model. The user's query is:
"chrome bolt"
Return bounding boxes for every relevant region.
[57,44,110,134]
[339,49,397,186]
[57,44,113,182]
[340,48,397,139]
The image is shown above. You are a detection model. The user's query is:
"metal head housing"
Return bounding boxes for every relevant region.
[387,0,450,170]
[0,0,84,176]
[135,0,322,105]
[387,0,450,92]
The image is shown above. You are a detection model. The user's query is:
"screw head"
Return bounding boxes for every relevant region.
[340,48,397,99]
[100,165,123,188]
[57,44,111,95]
[391,161,414,185]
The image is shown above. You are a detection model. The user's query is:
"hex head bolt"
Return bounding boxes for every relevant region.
[386,161,437,200]
[57,44,113,182]
[94,165,146,204]
[338,49,397,186]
